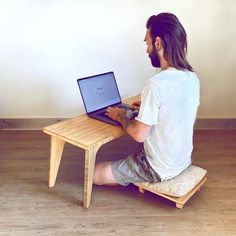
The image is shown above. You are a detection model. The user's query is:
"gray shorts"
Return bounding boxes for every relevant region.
[111,144,161,186]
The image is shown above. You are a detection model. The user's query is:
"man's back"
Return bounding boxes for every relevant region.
[136,69,200,181]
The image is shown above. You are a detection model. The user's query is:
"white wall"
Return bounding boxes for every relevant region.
[0,0,235,118]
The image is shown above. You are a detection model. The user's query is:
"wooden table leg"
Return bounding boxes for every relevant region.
[83,148,99,208]
[49,136,65,187]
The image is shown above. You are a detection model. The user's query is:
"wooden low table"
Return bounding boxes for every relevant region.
[43,95,139,208]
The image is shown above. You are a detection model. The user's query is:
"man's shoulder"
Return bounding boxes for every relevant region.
[143,72,168,92]
[149,70,175,83]
[146,71,171,87]
[150,70,199,85]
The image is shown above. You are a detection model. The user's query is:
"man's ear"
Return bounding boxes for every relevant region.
[155,37,162,51]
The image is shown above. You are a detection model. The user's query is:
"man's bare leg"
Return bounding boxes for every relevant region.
[93,161,118,186]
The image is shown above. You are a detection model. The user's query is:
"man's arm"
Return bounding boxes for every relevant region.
[106,107,151,142]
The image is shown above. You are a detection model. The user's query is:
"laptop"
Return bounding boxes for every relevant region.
[77,71,130,125]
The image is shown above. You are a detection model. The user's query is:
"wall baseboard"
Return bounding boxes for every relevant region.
[194,118,236,129]
[0,118,66,130]
[0,118,236,130]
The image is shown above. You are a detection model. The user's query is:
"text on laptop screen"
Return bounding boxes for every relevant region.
[78,72,121,113]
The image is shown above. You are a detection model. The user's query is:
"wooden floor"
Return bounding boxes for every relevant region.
[0,129,236,235]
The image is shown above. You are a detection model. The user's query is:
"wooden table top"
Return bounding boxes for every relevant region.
[43,95,140,150]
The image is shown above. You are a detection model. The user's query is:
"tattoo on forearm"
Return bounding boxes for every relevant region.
[117,113,131,130]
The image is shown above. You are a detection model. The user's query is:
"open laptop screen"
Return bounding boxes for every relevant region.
[77,72,122,113]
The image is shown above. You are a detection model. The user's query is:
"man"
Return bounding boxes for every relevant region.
[93,12,200,186]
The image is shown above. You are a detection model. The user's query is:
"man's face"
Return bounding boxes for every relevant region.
[144,29,161,68]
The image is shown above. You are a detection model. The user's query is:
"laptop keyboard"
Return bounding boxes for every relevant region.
[97,111,107,117]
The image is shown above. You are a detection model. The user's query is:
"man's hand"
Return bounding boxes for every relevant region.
[106,107,126,121]
[130,100,141,111]
[106,105,151,143]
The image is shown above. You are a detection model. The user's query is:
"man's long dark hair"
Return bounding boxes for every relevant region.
[146,13,193,71]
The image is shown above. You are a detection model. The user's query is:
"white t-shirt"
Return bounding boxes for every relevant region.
[136,69,200,181]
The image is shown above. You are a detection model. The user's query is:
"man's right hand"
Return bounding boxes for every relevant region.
[130,100,141,111]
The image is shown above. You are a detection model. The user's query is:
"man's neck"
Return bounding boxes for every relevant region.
[160,56,171,70]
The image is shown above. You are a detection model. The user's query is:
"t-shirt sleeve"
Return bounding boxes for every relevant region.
[135,81,161,125]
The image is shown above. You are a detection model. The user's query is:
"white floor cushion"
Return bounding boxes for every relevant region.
[136,165,207,197]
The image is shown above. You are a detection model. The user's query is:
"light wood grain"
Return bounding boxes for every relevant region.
[83,147,100,208]
[49,136,65,187]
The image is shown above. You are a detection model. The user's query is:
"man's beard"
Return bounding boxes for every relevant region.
[149,49,161,68]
